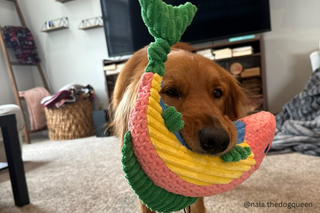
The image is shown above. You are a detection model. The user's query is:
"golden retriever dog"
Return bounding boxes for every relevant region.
[110,42,250,213]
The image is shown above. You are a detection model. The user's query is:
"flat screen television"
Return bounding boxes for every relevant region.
[101,0,271,57]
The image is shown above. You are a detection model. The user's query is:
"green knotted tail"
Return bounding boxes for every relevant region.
[138,0,197,76]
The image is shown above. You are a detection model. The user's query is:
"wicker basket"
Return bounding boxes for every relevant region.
[45,94,94,140]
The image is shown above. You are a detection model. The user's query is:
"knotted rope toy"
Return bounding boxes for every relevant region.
[121,0,276,212]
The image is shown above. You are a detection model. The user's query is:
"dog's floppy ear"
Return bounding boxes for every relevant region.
[109,46,149,141]
[224,76,250,121]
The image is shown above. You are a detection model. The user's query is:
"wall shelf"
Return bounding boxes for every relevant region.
[79,24,103,30]
[55,0,74,3]
[41,26,68,33]
[41,17,69,33]
[79,17,103,30]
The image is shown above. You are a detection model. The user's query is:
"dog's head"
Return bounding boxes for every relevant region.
[111,43,250,156]
[160,47,249,155]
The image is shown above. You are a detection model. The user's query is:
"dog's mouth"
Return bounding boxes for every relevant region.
[186,138,232,156]
[198,127,230,155]
[180,122,237,156]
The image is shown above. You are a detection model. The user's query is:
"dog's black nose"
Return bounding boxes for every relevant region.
[199,127,230,154]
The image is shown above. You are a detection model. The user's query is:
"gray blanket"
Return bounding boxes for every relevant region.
[270,68,320,156]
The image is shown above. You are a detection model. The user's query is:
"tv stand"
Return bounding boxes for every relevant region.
[192,34,267,110]
[103,34,267,110]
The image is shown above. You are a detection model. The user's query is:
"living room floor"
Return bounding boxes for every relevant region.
[0,136,319,213]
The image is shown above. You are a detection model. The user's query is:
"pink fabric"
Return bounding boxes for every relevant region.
[129,72,276,197]
[19,87,50,130]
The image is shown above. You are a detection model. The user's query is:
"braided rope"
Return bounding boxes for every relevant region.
[138,0,197,76]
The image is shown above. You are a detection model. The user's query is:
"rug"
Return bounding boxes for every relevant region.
[0,136,319,213]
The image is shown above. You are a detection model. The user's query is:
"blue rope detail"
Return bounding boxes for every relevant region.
[234,120,245,144]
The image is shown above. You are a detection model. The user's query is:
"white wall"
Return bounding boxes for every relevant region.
[17,0,109,109]
[2,0,319,113]
[0,1,36,106]
[264,0,320,113]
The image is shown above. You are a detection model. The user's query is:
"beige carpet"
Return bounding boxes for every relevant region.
[0,136,320,213]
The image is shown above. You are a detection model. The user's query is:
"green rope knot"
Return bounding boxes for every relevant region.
[221,145,252,163]
[145,38,170,76]
[162,105,184,132]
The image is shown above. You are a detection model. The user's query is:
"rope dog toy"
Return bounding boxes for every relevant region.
[121,0,276,212]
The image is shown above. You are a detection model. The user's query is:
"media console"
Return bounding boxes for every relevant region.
[103,35,267,111]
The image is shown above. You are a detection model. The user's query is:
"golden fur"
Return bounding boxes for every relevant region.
[109,43,250,213]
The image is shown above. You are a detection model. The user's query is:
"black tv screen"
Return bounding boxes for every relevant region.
[101,0,271,57]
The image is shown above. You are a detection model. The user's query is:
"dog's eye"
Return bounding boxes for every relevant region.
[213,89,223,98]
[165,88,180,97]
